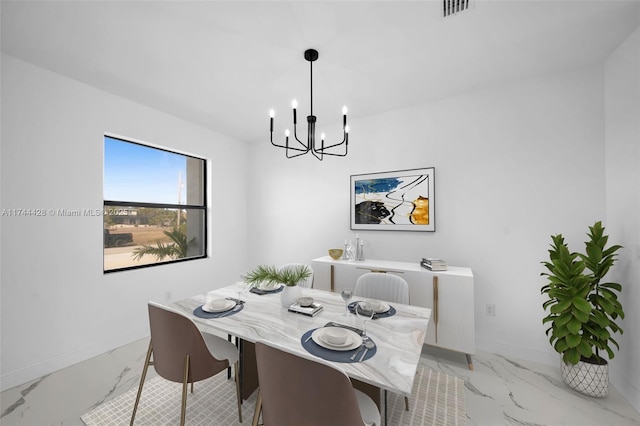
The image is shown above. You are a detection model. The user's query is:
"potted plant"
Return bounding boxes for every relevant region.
[540,221,624,397]
[243,264,312,307]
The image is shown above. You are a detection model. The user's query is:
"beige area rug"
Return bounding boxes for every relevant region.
[81,366,466,425]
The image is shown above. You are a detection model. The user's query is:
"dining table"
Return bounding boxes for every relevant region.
[167,282,431,424]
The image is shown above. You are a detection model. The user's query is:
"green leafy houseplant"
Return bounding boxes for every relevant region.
[243,264,312,287]
[541,221,624,366]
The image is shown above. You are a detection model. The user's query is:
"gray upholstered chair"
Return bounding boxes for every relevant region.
[279,263,314,288]
[252,340,380,426]
[130,301,242,425]
[354,272,411,410]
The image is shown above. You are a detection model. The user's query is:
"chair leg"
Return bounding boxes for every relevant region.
[180,354,190,426]
[405,395,409,411]
[227,334,233,379]
[251,389,262,426]
[234,361,243,423]
[130,340,153,426]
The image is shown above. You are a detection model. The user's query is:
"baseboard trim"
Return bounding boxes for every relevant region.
[0,330,145,392]
[610,365,640,414]
[476,337,640,414]
[475,336,559,367]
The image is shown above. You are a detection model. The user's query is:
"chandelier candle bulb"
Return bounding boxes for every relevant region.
[292,100,298,124]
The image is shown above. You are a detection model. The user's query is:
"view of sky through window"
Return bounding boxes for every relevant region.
[104,136,187,204]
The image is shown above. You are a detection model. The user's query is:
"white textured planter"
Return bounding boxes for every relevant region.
[280,285,302,308]
[561,359,609,398]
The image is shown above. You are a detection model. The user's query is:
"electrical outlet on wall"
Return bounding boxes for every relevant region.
[485,303,495,316]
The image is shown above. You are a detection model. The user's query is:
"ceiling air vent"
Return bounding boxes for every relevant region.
[443,0,471,17]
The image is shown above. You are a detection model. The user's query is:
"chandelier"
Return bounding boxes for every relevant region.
[269,49,349,160]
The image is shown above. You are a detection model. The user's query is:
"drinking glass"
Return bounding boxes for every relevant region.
[237,280,247,302]
[341,288,353,316]
[357,301,375,341]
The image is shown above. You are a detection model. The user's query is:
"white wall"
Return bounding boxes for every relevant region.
[2,36,637,410]
[605,27,640,412]
[248,65,607,366]
[0,55,249,391]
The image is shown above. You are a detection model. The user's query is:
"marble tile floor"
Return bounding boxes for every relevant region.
[1,338,639,426]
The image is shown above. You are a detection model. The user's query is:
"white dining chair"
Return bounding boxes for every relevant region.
[354,272,410,304]
[354,272,411,410]
[279,263,314,288]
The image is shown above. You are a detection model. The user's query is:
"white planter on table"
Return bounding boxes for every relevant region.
[280,285,302,308]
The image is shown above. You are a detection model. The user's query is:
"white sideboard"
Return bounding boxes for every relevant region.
[311,256,475,369]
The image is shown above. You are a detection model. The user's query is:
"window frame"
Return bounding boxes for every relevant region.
[103,135,207,273]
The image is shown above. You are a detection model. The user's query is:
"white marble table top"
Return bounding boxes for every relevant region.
[170,283,431,396]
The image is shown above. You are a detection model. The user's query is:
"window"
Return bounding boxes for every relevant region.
[103,135,206,272]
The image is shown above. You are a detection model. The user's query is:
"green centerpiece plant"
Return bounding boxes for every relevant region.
[540,221,624,397]
[243,264,312,288]
[244,264,313,308]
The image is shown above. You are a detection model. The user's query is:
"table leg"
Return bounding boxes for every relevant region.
[227,334,233,379]
[240,340,259,400]
[385,390,388,426]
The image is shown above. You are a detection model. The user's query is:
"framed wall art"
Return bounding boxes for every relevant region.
[350,167,435,232]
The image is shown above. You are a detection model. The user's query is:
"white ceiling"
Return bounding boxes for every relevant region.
[2,1,639,143]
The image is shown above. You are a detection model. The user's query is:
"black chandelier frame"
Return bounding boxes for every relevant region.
[269,49,349,160]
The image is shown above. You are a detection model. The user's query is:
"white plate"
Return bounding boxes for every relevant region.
[202,299,236,313]
[256,282,283,291]
[357,301,390,314]
[372,302,390,313]
[311,328,362,351]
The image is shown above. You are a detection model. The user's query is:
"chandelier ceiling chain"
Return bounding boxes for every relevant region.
[269,49,349,160]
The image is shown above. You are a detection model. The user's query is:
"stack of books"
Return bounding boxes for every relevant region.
[288,302,324,317]
[420,257,448,271]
